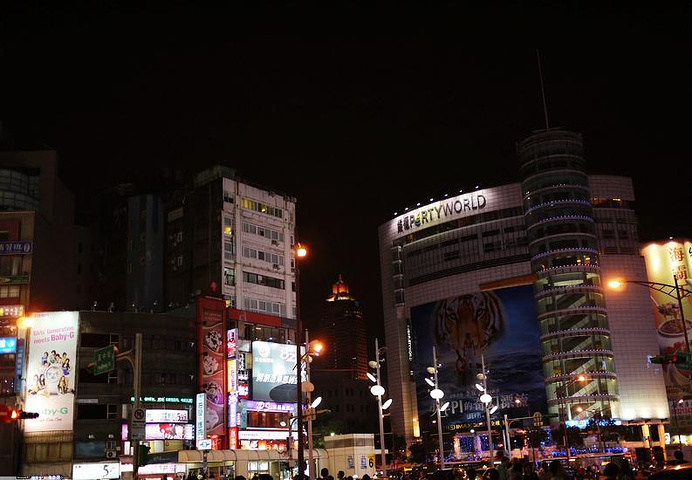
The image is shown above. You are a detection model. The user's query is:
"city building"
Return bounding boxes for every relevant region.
[17,310,197,479]
[0,150,90,475]
[164,165,298,319]
[310,276,378,436]
[317,275,368,380]
[377,128,669,454]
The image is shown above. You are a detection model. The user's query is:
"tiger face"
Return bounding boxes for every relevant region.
[434,291,504,363]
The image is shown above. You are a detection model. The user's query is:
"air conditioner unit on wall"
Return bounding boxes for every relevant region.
[106,449,117,459]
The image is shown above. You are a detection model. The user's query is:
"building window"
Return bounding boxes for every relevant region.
[224,267,236,286]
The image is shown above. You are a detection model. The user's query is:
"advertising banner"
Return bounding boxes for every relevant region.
[411,285,545,433]
[25,311,79,432]
[197,296,226,438]
[145,423,195,440]
[145,409,188,423]
[73,462,119,480]
[642,241,692,397]
[251,341,303,402]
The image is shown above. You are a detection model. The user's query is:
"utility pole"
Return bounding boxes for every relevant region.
[132,333,142,480]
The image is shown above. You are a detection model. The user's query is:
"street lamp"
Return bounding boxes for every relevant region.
[368,338,391,478]
[607,277,692,355]
[426,345,449,469]
[554,373,587,460]
[294,242,307,480]
[303,330,324,480]
[475,354,495,461]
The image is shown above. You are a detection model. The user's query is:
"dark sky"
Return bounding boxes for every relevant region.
[2,3,691,343]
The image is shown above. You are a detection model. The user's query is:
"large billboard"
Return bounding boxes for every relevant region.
[251,341,303,402]
[197,296,226,438]
[24,311,79,432]
[642,240,692,380]
[641,240,692,426]
[411,284,545,434]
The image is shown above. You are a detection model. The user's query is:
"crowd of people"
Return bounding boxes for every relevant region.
[187,450,688,480]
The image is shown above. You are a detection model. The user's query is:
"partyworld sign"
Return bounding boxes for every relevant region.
[396,192,488,235]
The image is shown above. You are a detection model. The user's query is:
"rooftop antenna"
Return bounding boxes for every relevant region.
[536,49,550,131]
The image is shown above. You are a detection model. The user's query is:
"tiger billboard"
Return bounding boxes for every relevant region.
[410,284,545,434]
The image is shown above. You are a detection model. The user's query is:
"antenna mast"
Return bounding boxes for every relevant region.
[536,49,550,131]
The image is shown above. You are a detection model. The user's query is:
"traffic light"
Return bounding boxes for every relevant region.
[650,352,691,365]
[136,444,151,466]
[13,410,39,420]
[0,405,39,422]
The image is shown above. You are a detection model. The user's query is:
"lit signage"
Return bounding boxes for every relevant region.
[228,427,238,449]
[0,305,24,317]
[394,192,488,235]
[73,462,119,479]
[238,429,294,440]
[0,241,32,255]
[145,409,188,423]
[227,328,238,358]
[130,396,194,404]
[0,337,17,354]
[566,418,622,429]
[145,423,195,440]
[228,359,237,393]
[251,341,303,402]
[14,338,24,393]
[195,392,205,444]
[244,400,294,413]
[24,311,79,433]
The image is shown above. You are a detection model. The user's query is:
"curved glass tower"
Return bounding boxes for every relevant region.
[518,129,619,423]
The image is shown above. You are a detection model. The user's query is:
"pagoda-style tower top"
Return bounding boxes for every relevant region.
[326,274,354,301]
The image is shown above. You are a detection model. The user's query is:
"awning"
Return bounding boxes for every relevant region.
[178,449,329,463]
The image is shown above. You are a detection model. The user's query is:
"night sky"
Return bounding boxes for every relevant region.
[2,4,691,346]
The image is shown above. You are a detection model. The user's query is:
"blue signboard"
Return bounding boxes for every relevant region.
[0,241,32,255]
[14,338,24,393]
[0,336,17,353]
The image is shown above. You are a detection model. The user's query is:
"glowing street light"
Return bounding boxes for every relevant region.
[477,354,494,461]
[368,338,391,478]
[293,242,307,480]
[427,346,446,469]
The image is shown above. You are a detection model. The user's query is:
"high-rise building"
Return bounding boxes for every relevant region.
[317,275,368,380]
[164,165,298,319]
[377,128,668,454]
[311,276,377,436]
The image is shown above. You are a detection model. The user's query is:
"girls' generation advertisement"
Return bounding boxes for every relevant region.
[24,311,79,433]
[411,284,546,434]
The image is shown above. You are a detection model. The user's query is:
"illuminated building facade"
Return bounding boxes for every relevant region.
[378,128,669,448]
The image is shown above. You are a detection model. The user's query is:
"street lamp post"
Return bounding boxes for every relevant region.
[554,374,587,460]
[427,346,447,469]
[304,330,323,480]
[368,338,389,478]
[478,354,494,462]
[294,243,307,480]
[608,276,692,355]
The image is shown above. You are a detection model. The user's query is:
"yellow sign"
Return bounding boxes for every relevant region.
[367,455,376,470]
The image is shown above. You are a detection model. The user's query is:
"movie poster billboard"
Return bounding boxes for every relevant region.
[24,311,79,432]
[411,284,545,434]
[251,341,304,402]
[197,296,226,438]
[641,241,692,395]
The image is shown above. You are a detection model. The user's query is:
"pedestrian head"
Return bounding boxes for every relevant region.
[603,462,618,479]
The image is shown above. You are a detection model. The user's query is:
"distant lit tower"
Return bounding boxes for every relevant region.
[517,129,620,422]
[320,275,368,379]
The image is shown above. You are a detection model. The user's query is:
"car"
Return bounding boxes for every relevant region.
[647,463,692,479]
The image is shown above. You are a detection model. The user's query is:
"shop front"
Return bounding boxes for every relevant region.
[178,448,329,480]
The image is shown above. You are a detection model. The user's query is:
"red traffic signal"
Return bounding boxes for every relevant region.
[16,410,39,419]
